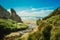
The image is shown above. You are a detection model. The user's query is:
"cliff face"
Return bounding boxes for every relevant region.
[0,5,10,19]
[10,8,23,23]
[0,5,23,23]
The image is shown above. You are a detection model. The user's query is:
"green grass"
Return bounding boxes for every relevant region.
[0,18,28,40]
[0,18,28,30]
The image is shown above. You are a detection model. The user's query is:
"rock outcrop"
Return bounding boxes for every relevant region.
[10,8,23,23]
[0,5,10,19]
[0,5,23,23]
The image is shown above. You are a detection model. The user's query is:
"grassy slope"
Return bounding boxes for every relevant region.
[0,19,28,30]
[0,18,28,40]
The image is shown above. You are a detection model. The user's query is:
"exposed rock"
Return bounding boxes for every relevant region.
[0,5,10,19]
[10,8,23,23]
[0,5,23,23]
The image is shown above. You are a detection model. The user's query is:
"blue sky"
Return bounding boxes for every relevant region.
[0,0,60,20]
[0,0,60,9]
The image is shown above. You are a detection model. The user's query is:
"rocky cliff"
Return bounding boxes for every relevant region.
[0,5,23,23]
[0,5,10,19]
[10,8,23,23]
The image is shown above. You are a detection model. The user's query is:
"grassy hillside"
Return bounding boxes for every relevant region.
[0,19,28,40]
[0,19,28,30]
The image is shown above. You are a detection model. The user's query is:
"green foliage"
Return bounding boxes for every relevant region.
[46,15,60,26]
[0,19,28,40]
[36,19,43,26]
[0,19,28,30]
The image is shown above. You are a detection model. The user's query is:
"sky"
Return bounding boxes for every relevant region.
[0,0,60,20]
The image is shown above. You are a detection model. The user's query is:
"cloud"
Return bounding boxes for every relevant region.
[17,10,31,16]
[17,8,53,20]
[7,7,53,20]
[31,8,38,11]
[17,9,53,17]
[7,9,11,13]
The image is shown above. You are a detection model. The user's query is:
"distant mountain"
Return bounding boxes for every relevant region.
[0,5,10,19]
[10,8,23,23]
[43,7,60,20]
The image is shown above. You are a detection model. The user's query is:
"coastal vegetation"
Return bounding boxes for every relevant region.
[0,5,60,40]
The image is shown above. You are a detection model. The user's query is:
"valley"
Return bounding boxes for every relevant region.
[0,4,60,40]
